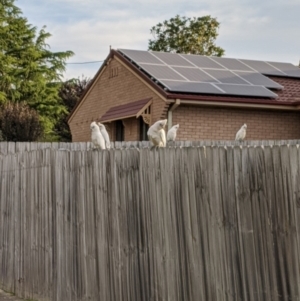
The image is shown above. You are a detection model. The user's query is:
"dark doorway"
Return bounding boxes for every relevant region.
[139,117,149,141]
[115,120,124,141]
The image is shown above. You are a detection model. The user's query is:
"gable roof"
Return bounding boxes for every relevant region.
[68,49,300,123]
[99,97,152,123]
[118,49,287,99]
[118,49,300,98]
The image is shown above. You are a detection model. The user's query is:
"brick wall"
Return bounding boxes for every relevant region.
[69,58,168,142]
[123,118,140,141]
[69,55,300,143]
[172,105,300,140]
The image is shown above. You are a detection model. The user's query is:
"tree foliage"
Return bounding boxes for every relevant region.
[53,77,91,141]
[0,0,74,140]
[0,102,43,141]
[148,15,224,56]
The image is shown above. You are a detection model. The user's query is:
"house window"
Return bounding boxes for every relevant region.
[139,117,149,141]
[115,120,124,141]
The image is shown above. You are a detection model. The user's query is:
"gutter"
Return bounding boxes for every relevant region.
[68,49,300,124]
[178,99,300,111]
[166,93,300,109]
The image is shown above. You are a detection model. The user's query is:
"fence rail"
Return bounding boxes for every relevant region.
[1,139,300,155]
[0,144,300,301]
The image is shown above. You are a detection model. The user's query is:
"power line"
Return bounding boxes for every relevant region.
[66,60,104,65]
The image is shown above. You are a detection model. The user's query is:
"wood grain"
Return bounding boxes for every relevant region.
[0,143,300,300]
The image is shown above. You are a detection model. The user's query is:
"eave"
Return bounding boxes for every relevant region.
[67,49,300,124]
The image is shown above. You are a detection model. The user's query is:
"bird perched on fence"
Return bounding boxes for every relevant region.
[90,121,106,149]
[147,119,168,148]
[97,123,111,149]
[167,124,179,144]
[235,124,247,142]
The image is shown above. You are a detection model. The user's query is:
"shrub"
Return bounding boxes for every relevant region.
[0,102,43,141]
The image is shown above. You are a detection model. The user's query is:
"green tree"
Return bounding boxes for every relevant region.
[0,102,43,141]
[0,0,74,140]
[148,15,224,56]
[54,77,91,141]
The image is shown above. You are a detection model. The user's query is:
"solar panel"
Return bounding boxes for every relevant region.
[160,80,278,98]
[117,49,293,98]
[161,80,224,94]
[210,57,254,71]
[180,54,225,69]
[139,64,186,80]
[172,67,217,82]
[152,52,194,67]
[204,69,248,85]
[239,59,286,76]
[234,71,283,89]
[267,62,300,78]
[119,49,163,64]
[214,84,278,98]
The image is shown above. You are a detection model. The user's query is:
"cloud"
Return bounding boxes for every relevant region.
[17,0,300,80]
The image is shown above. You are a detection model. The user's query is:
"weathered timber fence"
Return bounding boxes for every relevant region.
[1,144,300,301]
[1,140,300,155]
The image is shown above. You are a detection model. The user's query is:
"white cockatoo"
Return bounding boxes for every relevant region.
[235,124,247,142]
[90,121,106,149]
[147,119,168,147]
[167,124,179,143]
[97,123,111,149]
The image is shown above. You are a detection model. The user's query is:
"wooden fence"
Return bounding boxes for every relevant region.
[1,140,300,155]
[0,143,300,301]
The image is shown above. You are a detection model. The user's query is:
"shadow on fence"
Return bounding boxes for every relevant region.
[0,142,300,301]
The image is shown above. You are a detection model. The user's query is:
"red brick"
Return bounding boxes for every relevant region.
[69,57,300,142]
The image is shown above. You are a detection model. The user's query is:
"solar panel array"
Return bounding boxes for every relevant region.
[118,49,300,98]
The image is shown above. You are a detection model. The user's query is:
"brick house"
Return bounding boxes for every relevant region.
[67,49,300,142]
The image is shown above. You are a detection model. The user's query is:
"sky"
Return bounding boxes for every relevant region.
[17,0,300,81]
